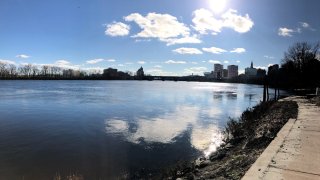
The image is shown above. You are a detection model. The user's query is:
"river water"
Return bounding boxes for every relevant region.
[0,80,270,179]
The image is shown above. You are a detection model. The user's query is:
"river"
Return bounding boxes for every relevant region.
[0,80,275,179]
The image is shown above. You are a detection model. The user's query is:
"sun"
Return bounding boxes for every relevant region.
[209,0,227,14]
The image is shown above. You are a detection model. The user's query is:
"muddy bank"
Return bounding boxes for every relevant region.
[163,100,298,180]
[310,96,320,106]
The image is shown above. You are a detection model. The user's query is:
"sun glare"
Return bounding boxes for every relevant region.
[209,0,227,14]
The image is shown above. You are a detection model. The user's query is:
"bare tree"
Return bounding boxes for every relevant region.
[25,64,32,77]
[282,42,319,72]
[281,42,320,88]
[8,64,17,77]
[51,66,62,77]
[18,66,27,76]
[18,64,32,77]
[31,65,39,77]
[41,65,49,76]
[0,62,7,77]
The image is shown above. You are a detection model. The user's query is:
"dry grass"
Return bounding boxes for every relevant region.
[165,100,298,180]
[54,173,84,180]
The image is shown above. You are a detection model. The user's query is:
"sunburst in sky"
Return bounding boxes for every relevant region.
[0,0,319,76]
[209,0,228,14]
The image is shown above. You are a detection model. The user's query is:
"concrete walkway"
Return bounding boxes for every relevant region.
[242,96,320,180]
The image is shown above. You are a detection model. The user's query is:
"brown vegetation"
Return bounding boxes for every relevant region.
[164,100,298,179]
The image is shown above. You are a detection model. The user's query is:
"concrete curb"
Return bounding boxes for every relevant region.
[243,96,320,180]
[242,118,296,179]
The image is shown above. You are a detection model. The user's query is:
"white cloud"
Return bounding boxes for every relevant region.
[191,62,198,64]
[223,60,229,64]
[82,67,104,74]
[264,55,274,59]
[300,22,309,28]
[192,8,254,35]
[236,60,240,63]
[239,69,245,74]
[0,59,16,65]
[192,8,223,34]
[146,69,178,76]
[125,12,190,39]
[154,65,162,68]
[19,62,31,66]
[184,67,207,75]
[53,60,80,69]
[202,47,227,54]
[255,66,266,70]
[86,58,104,64]
[296,28,302,33]
[165,60,186,64]
[208,60,221,64]
[221,9,254,33]
[55,60,71,66]
[105,22,130,37]
[172,47,203,55]
[279,22,316,37]
[230,48,246,53]
[162,35,202,46]
[137,61,146,64]
[107,59,116,62]
[30,60,80,70]
[118,64,125,67]
[16,54,30,59]
[17,60,81,70]
[278,27,294,37]
[299,22,316,31]
[105,105,223,154]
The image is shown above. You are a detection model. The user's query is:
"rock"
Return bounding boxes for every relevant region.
[184,172,195,180]
[195,157,210,168]
[224,143,234,149]
[209,149,227,161]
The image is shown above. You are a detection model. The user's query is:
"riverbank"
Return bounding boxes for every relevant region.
[310,96,320,106]
[243,96,320,179]
[163,99,298,179]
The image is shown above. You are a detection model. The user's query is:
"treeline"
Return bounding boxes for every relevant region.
[0,64,88,79]
[1,42,319,88]
[269,42,320,89]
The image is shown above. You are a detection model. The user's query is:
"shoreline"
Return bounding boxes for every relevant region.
[162,98,299,179]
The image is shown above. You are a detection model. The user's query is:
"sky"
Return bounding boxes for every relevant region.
[0,0,319,76]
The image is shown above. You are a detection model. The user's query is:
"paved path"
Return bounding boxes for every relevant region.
[242,96,320,180]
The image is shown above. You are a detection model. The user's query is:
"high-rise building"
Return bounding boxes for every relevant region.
[223,69,228,78]
[214,64,223,72]
[213,64,223,79]
[245,61,257,77]
[227,65,238,78]
[136,66,144,77]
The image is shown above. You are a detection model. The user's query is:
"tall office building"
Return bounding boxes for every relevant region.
[214,64,223,79]
[227,65,238,78]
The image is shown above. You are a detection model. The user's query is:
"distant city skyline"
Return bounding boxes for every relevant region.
[1,0,319,76]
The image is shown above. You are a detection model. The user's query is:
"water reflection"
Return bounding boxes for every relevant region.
[105,105,223,155]
[213,91,238,100]
[0,81,273,178]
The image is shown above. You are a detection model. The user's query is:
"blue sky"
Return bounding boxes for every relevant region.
[0,0,319,75]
